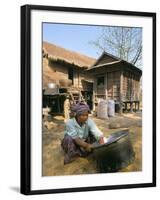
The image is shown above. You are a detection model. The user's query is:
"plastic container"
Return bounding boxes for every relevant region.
[97,99,108,119]
[108,100,115,117]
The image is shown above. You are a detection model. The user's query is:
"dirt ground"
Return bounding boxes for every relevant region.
[42,112,142,176]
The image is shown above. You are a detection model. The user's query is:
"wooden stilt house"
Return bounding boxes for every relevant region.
[86,52,142,112]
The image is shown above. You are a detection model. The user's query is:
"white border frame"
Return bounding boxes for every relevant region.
[31,9,153,190]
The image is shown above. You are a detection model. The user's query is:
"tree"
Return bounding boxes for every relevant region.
[90,27,142,68]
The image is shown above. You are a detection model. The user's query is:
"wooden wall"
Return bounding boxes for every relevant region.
[107,71,120,101]
[90,64,141,105]
[122,71,140,101]
[43,57,93,91]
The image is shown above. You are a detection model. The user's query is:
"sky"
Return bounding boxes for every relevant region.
[43,23,103,59]
[42,23,142,69]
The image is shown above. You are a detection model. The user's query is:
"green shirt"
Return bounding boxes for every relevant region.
[64,118,103,141]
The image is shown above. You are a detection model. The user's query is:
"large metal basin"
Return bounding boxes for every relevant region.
[92,129,135,173]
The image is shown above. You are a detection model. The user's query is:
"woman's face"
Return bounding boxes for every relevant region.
[77,112,88,124]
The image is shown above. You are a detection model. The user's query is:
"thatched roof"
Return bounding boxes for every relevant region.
[43,41,96,68]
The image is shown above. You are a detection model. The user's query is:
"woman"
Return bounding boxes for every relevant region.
[61,102,105,164]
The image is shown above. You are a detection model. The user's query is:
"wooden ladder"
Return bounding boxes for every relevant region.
[68,88,85,103]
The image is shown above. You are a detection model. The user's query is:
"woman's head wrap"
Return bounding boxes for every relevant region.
[71,102,90,116]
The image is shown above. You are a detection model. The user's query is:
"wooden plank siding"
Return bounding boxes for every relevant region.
[107,71,120,101]
[90,63,141,101]
[122,71,140,101]
[90,63,141,113]
[76,69,94,91]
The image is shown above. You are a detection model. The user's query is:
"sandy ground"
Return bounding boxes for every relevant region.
[42,112,142,176]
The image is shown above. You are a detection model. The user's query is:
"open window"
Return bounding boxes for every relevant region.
[97,76,105,86]
[68,67,74,85]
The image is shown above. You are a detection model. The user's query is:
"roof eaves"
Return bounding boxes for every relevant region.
[121,60,142,73]
[86,60,121,71]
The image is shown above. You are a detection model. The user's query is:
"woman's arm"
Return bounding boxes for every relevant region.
[88,118,105,144]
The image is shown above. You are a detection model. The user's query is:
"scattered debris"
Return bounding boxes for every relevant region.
[44,121,57,130]
[108,122,121,129]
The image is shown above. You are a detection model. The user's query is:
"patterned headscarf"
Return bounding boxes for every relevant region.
[71,102,90,116]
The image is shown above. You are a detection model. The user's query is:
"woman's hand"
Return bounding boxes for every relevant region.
[85,143,93,152]
[98,137,105,144]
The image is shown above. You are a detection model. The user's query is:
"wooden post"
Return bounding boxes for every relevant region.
[138,101,139,111]
[57,95,61,113]
[78,68,80,89]
[119,68,123,114]
[135,102,137,112]
[105,73,108,100]
[130,102,133,113]
[92,77,97,111]
[124,102,127,111]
